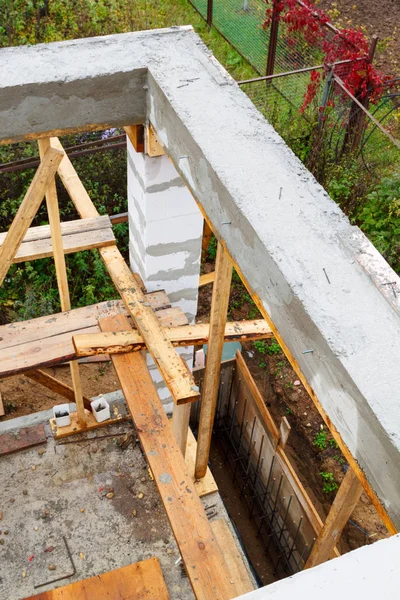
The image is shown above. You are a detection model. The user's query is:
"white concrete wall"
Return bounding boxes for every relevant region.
[127,138,203,413]
[236,534,400,600]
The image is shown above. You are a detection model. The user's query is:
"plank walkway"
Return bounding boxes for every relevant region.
[100,313,235,600]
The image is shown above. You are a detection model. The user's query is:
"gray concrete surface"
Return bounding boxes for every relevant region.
[0,27,399,527]
[0,410,249,600]
[237,534,400,600]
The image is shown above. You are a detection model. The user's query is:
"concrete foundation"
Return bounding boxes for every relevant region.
[127,139,203,412]
[0,27,399,527]
[0,406,252,600]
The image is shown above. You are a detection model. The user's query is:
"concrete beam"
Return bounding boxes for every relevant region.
[0,27,399,528]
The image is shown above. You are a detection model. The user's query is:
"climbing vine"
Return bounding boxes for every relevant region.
[264,0,388,111]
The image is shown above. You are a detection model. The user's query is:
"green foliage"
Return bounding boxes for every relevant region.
[320,471,338,494]
[329,438,339,449]
[207,235,218,261]
[254,340,267,354]
[267,340,281,355]
[356,175,400,272]
[313,430,328,450]
[327,161,363,208]
[254,339,281,356]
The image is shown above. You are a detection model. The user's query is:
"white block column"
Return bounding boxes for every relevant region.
[127,138,203,414]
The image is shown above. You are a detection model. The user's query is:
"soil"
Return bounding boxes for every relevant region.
[316,0,400,74]
[0,362,120,421]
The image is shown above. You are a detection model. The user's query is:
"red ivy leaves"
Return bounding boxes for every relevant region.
[264,0,388,108]
[300,69,321,113]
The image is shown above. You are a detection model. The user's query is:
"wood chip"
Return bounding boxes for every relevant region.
[137,492,144,499]
[106,492,114,499]
[48,564,56,571]
[80,508,85,513]
[79,552,84,560]
[132,509,137,517]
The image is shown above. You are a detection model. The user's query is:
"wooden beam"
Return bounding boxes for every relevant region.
[51,137,199,406]
[0,392,4,417]
[145,124,164,157]
[100,314,235,600]
[199,272,215,287]
[50,408,128,440]
[185,428,218,497]
[124,125,144,153]
[25,369,92,411]
[50,137,99,219]
[72,320,273,356]
[211,519,254,596]
[38,138,86,430]
[202,221,213,254]
[99,246,199,405]
[278,416,291,449]
[305,468,363,569]
[0,146,63,286]
[195,243,232,479]
[172,403,191,457]
[0,298,188,378]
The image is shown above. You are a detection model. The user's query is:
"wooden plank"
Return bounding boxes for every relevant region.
[199,271,215,287]
[278,416,291,449]
[8,227,115,263]
[196,243,232,478]
[145,124,164,157]
[72,319,273,356]
[0,215,112,246]
[124,124,144,153]
[0,392,4,417]
[202,222,213,254]
[25,557,170,600]
[0,424,46,456]
[172,403,191,456]
[235,350,280,443]
[50,137,99,219]
[100,314,234,600]
[0,302,188,378]
[50,408,128,439]
[211,519,254,596]
[305,468,363,569]
[0,147,63,285]
[25,369,92,411]
[38,138,86,429]
[186,428,218,498]
[99,245,199,405]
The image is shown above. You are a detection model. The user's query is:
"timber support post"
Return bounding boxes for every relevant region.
[38,138,87,430]
[305,467,363,569]
[195,242,232,479]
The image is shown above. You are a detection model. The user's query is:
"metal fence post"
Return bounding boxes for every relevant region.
[207,0,213,27]
[266,0,280,77]
[343,34,379,154]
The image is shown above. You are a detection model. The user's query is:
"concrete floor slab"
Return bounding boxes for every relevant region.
[0,418,195,599]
